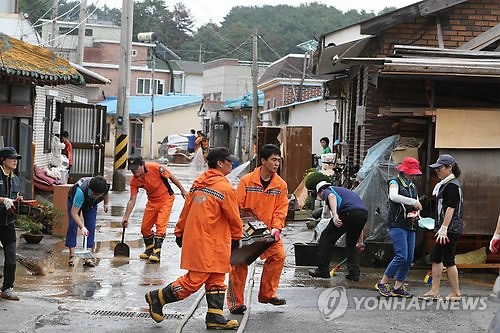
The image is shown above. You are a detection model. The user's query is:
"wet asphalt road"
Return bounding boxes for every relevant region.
[1,160,498,332]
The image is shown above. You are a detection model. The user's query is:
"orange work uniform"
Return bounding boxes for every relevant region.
[227,166,289,310]
[171,168,243,299]
[129,162,175,237]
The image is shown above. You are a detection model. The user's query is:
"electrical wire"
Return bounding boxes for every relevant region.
[258,34,313,79]
[42,2,100,48]
[32,1,82,29]
[204,25,252,58]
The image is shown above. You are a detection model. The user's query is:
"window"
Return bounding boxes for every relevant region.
[174,74,182,93]
[43,96,54,153]
[58,27,93,36]
[275,108,289,126]
[137,78,165,95]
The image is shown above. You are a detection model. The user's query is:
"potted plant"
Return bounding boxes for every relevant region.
[16,202,63,243]
[16,215,45,243]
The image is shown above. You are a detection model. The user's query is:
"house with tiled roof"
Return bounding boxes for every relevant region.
[0,30,87,196]
[0,11,111,195]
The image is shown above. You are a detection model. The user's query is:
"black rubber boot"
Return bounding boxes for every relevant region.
[145,283,178,323]
[139,235,154,260]
[308,268,330,278]
[205,290,239,330]
[149,236,164,263]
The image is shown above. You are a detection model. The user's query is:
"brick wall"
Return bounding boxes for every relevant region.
[359,0,499,159]
[263,85,322,109]
[379,0,500,55]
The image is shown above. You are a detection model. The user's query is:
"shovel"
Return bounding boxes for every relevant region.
[114,226,130,257]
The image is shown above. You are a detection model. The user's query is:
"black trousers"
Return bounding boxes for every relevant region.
[0,223,17,291]
[316,209,368,275]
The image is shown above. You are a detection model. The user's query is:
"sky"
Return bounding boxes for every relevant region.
[90,0,420,27]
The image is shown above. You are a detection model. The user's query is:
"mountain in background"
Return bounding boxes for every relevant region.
[20,0,396,63]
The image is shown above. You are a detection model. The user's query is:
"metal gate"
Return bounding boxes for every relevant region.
[58,103,106,181]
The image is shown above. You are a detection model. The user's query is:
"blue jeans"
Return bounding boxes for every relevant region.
[65,200,97,249]
[384,227,416,282]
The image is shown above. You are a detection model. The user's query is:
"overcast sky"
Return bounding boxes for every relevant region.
[90,0,420,27]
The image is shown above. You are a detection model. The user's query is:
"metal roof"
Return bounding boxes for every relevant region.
[223,92,264,109]
[100,94,203,117]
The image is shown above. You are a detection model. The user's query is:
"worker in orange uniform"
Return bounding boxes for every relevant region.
[227,144,289,314]
[145,147,243,330]
[122,155,187,263]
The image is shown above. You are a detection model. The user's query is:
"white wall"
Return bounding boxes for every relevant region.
[33,85,89,167]
[287,99,334,155]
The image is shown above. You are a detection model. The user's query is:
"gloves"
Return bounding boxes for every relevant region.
[81,226,89,237]
[435,225,449,244]
[270,228,281,241]
[490,234,500,254]
[3,198,15,213]
[231,239,242,249]
[175,236,183,248]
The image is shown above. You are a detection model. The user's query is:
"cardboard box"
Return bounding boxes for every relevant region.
[392,137,424,164]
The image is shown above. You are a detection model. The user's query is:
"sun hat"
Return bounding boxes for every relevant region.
[316,180,331,193]
[397,157,422,175]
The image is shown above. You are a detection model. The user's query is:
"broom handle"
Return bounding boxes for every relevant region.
[83,235,87,250]
[121,226,125,243]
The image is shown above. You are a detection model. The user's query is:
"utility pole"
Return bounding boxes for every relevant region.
[51,0,59,47]
[249,31,259,164]
[112,0,133,191]
[76,0,87,65]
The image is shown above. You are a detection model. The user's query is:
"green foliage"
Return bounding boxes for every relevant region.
[17,215,43,235]
[303,196,313,210]
[305,171,331,191]
[16,203,63,235]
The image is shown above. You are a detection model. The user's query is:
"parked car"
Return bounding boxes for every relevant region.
[157,134,189,161]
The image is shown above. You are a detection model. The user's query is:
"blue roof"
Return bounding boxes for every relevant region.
[224,91,264,109]
[99,94,203,117]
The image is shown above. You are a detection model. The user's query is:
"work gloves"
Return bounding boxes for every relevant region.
[435,225,449,244]
[490,234,500,254]
[80,226,89,237]
[270,228,281,241]
[3,198,15,213]
[175,236,183,248]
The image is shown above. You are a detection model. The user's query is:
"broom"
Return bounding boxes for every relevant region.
[74,236,94,259]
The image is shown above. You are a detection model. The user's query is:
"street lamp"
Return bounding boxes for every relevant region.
[138,32,157,160]
[137,32,181,159]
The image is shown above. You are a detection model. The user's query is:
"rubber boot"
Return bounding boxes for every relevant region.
[145,283,178,323]
[139,235,154,260]
[205,290,239,330]
[149,237,164,263]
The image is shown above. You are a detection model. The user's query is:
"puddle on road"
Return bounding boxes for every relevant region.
[110,206,125,216]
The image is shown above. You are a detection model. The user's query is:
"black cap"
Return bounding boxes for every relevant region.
[127,155,144,170]
[429,154,456,168]
[0,147,22,160]
[206,147,238,163]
